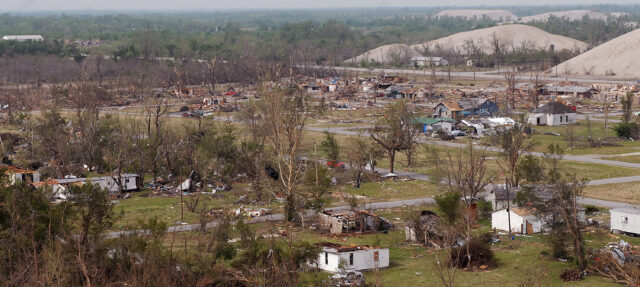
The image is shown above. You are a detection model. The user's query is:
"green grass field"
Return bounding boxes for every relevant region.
[291,206,626,287]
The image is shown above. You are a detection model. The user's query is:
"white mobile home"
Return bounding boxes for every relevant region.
[313,243,389,273]
[610,208,640,235]
[2,35,43,41]
[55,174,139,194]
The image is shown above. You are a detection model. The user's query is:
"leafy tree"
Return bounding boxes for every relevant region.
[435,191,461,224]
[319,131,340,163]
[517,155,545,184]
[68,183,115,245]
[622,91,634,124]
[303,165,332,211]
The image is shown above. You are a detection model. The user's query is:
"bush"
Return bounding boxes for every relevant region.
[560,268,584,282]
[614,122,640,139]
[476,199,493,217]
[584,205,600,215]
[548,224,569,259]
[451,238,496,269]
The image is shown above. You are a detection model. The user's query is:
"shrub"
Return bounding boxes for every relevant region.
[476,199,493,217]
[451,238,496,269]
[614,122,640,139]
[584,205,600,215]
[548,223,569,259]
[560,268,584,281]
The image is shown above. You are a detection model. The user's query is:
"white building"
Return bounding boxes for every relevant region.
[2,35,44,42]
[313,243,389,272]
[485,185,518,211]
[610,208,640,235]
[47,174,139,194]
[491,208,545,234]
[527,102,576,126]
[410,56,449,67]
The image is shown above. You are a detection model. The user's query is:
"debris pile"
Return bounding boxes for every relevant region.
[604,240,640,265]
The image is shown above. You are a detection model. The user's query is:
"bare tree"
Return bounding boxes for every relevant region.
[370,100,415,173]
[262,88,308,221]
[444,140,494,265]
[346,135,383,188]
[493,124,535,188]
[103,117,131,194]
[145,98,169,183]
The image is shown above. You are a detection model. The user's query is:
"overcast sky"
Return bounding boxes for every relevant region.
[4,0,639,11]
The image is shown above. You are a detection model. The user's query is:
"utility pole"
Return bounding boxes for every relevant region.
[314,142,319,186]
[506,178,512,238]
[179,171,184,223]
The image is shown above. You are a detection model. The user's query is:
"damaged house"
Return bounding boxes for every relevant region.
[405,210,444,246]
[434,98,498,120]
[490,185,586,234]
[318,210,393,235]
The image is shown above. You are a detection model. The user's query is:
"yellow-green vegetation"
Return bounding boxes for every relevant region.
[526,121,640,155]
[112,185,283,228]
[605,154,640,164]
[375,143,639,181]
[331,180,441,203]
[584,182,640,205]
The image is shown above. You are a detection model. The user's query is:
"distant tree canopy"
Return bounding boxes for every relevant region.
[0,7,634,63]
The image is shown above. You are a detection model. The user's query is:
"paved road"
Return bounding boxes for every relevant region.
[308,125,640,170]
[309,65,638,85]
[107,197,435,238]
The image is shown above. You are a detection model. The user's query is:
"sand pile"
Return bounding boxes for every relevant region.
[551,28,640,78]
[345,44,422,64]
[436,9,517,21]
[519,10,620,22]
[411,24,588,55]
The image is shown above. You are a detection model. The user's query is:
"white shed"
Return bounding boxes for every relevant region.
[610,208,640,235]
[491,208,544,234]
[313,243,389,273]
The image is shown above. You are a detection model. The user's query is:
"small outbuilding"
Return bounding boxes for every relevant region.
[491,208,545,234]
[610,208,640,236]
[313,242,389,272]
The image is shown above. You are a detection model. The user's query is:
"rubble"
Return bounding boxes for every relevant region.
[604,240,640,265]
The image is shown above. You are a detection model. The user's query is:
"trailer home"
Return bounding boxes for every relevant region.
[610,208,640,235]
[313,242,389,272]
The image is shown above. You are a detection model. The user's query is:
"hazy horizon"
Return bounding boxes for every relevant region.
[5,0,640,12]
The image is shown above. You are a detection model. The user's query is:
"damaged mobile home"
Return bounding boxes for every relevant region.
[318,209,393,235]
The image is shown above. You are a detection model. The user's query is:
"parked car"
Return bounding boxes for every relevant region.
[451,130,467,137]
[327,160,346,169]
